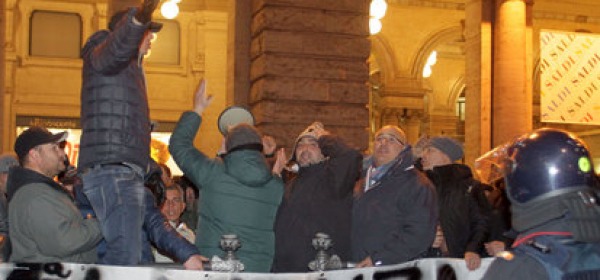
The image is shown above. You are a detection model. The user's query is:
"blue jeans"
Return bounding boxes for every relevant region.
[81,163,146,265]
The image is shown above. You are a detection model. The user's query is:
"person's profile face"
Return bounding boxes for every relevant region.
[185,187,196,204]
[421,147,451,170]
[33,142,67,177]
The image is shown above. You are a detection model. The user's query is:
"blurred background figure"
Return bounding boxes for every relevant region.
[0,154,18,262]
[474,148,516,257]
[158,163,174,187]
[57,157,79,198]
[174,176,200,231]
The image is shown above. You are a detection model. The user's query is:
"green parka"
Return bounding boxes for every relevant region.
[169,111,283,272]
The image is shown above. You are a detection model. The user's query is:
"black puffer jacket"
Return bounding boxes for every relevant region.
[425,164,489,257]
[272,135,361,272]
[79,8,152,170]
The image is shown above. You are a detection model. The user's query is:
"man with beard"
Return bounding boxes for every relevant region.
[272,122,362,272]
[7,127,103,262]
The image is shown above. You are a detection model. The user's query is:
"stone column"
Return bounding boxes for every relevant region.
[227,0,251,105]
[464,0,493,165]
[492,0,532,146]
[0,0,6,150]
[249,0,371,151]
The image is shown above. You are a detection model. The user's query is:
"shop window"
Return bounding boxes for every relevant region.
[30,11,82,58]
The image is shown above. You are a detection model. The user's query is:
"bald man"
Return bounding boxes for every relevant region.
[352,126,438,267]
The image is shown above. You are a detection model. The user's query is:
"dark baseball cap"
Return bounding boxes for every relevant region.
[14,126,68,160]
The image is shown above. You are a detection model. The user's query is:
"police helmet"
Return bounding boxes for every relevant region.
[503,128,596,205]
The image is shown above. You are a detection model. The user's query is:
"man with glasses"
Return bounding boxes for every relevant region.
[352,125,438,267]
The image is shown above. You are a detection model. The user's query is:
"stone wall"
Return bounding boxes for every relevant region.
[249,0,371,151]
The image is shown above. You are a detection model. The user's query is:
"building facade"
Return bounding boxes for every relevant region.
[0,0,599,172]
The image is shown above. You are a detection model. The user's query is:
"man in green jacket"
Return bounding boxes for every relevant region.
[169,80,285,272]
[7,127,103,263]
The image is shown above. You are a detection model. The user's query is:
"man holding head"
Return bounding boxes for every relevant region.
[272,122,362,272]
[78,0,205,267]
[6,127,102,263]
[352,125,438,267]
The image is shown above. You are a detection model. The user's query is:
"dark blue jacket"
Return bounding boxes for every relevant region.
[352,146,438,265]
[79,8,151,171]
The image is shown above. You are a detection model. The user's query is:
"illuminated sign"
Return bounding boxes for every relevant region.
[540,30,600,125]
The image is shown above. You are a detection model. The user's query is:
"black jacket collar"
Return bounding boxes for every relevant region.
[6,166,69,202]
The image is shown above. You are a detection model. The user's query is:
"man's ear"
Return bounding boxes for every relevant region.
[28,148,39,163]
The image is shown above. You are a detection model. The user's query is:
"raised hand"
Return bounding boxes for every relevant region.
[135,0,160,24]
[305,122,329,139]
[262,135,277,156]
[272,148,287,177]
[193,79,213,116]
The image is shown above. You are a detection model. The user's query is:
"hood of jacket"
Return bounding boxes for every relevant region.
[224,149,274,187]
[6,166,70,202]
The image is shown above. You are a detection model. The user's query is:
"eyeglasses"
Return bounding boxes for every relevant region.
[375,134,404,145]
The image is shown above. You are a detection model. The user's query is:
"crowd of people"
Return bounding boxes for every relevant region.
[0,0,599,278]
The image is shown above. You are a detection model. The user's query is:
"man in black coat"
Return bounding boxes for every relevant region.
[272,122,361,272]
[420,136,488,271]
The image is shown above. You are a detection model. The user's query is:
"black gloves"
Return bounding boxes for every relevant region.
[135,0,160,24]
